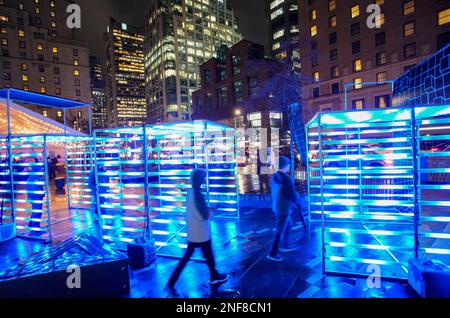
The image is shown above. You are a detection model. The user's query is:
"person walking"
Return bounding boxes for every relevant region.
[267,156,301,262]
[167,169,227,291]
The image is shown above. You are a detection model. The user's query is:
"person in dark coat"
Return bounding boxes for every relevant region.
[267,156,301,262]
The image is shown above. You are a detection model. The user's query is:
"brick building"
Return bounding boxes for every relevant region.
[0,0,91,131]
[192,39,285,132]
[297,0,450,121]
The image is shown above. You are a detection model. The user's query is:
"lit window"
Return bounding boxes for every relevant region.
[377,71,387,83]
[0,27,6,34]
[403,0,414,16]
[273,29,284,40]
[35,7,40,14]
[328,0,336,11]
[74,59,79,66]
[352,99,365,110]
[353,59,362,72]
[74,69,80,76]
[51,11,55,17]
[57,111,63,118]
[289,4,298,12]
[50,1,55,7]
[39,76,45,83]
[37,43,43,51]
[310,25,318,37]
[376,52,387,66]
[351,5,360,18]
[403,22,415,37]
[354,77,363,90]
[43,110,48,117]
[273,42,280,51]
[40,87,46,93]
[329,15,337,28]
[0,15,9,22]
[290,25,299,33]
[438,8,450,26]
[51,21,56,28]
[376,12,385,26]
[22,74,28,82]
[21,63,27,70]
[331,66,339,78]
[276,51,287,59]
[271,8,284,20]
[23,85,29,91]
[375,95,390,108]
[1,38,7,46]
[270,0,284,10]
[52,47,58,54]
[310,9,317,21]
[18,29,25,37]
[312,71,320,83]
[376,0,384,5]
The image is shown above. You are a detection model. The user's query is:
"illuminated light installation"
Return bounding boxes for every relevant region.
[0,137,14,240]
[0,88,92,242]
[94,121,239,257]
[307,105,450,279]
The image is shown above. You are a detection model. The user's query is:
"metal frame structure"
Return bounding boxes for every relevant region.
[93,121,239,257]
[307,104,450,279]
[0,88,92,242]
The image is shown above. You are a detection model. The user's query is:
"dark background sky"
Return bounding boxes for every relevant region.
[73,0,267,59]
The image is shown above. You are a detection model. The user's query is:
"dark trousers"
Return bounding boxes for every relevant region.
[168,240,219,286]
[270,215,292,256]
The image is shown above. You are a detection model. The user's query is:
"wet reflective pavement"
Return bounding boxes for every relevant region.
[0,206,417,298]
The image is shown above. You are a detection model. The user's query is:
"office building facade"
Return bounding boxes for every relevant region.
[298,0,450,121]
[89,56,107,129]
[265,0,301,72]
[192,40,285,132]
[145,0,241,123]
[104,18,146,128]
[0,0,91,131]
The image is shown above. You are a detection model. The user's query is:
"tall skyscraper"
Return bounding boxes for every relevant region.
[89,56,107,129]
[298,0,450,120]
[144,0,241,123]
[0,0,91,131]
[104,18,146,128]
[265,0,301,72]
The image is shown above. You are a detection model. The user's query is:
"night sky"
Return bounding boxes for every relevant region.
[73,0,267,59]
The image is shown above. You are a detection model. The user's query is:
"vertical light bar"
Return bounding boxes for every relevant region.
[318,114,326,274]
[410,107,420,259]
[143,125,151,240]
[43,135,52,243]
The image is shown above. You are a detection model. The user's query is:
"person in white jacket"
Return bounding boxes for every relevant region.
[167,169,227,290]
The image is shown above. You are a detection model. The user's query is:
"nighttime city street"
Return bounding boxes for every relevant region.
[0,0,449,309]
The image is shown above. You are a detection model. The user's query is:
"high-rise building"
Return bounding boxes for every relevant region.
[144,0,241,123]
[104,18,146,128]
[192,39,284,131]
[0,0,91,131]
[265,0,301,72]
[89,56,107,129]
[298,0,450,120]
